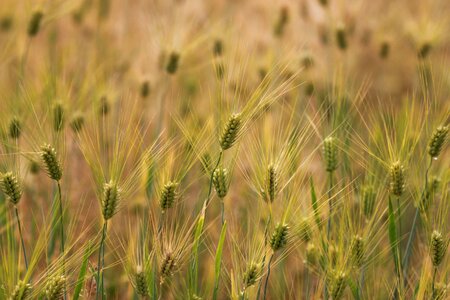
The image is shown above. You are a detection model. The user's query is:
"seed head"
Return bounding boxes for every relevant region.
[99,96,109,116]
[389,161,405,197]
[243,262,260,288]
[270,223,289,252]
[40,144,62,181]
[70,112,84,133]
[299,218,312,242]
[329,270,347,300]
[219,113,242,150]
[323,136,338,172]
[212,167,228,198]
[9,117,21,139]
[418,42,432,59]
[274,6,289,37]
[140,80,150,98]
[27,11,43,37]
[361,184,376,218]
[379,41,390,59]
[10,280,31,300]
[43,275,66,300]
[29,160,40,174]
[305,243,319,266]
[133,266,149,297]
[428,126,448,158]
[350,235,365,268]
[213,39,223,57]
[160,252,176,284]
[430,230,447,267]
[159,181,178,211]
[52,102,65,132]
[262,163,278,203]
[336,24,347,50]
[101,180,121,220]
[166,52,180,74]
[0,172,22,205]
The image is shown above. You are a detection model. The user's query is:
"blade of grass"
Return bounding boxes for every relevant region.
[73,241,92,300]
[213,221,227,300]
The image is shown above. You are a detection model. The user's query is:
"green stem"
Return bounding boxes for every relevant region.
[431,267,437,298]
[220,198,225,226]
[96,221,108,300]
[205,150,223,208]
[256,213,272,300]
[263,252,275,300]
[326,171,334,240]
[57,182,66,300]
[14,206,28,270]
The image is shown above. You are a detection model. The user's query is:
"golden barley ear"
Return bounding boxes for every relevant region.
[428,126,448,158]
[389,161,405,197]
[40,144,63,181]
[0,172,22,205]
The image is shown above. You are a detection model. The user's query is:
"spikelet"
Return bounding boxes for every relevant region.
[166,52,180,74]
[305,243,319,266]
[219,113,242,150]
[430,230,447,267]
[389,161,405,197]
[159,181,178,211]
[9,117,21,139]
[269,223,289,252]
[323,136,338,172]
[243,262,260,288]
[160,252,176,284]
[27,11,43,37]
[361,184,376,218]
[40,144,62,181]
[263,164,278,203]
[336,24,347,50]
[43,275,66,300]
[70,112,84,133]
[428,126,448,158]
[298,218,312,242]
[10,280,32,300]
[350,235,365,268]
[0,172,22,205]
[328,270,347,300]
[133,266,148,297]
[52,102,65,132]
[432,283,448,300]
[101,180,121,220]
[212,167,228,198]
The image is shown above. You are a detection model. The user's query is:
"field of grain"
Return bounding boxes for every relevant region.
[0,0,449,299]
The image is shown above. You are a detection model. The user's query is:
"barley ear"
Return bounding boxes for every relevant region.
[269,223,289,252]
[101,180,121,221]
[243,262,261,288]
[159,181,178,211]
[323,136,338,172]
[389,161,405,197]
[0,172,22,205]
[430,230,447,267]
[10,280,32,300]
[350,235,365,268]
[40,144,62,181]
[43,275,66,300]
[212,167,228,198]
[9,117,21,139]
[219,113,242,150]
[134,266,149,297]
[27,11,43,37]
[428,126,448,159]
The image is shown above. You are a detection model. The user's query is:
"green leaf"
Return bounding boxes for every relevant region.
[213,221,227,300]
[73,241,92,300]
[189,213,205,297]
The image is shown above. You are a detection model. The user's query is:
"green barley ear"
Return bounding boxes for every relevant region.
[379,41,390,59]
[52,102,65,132]
[428,126,448,158]
[43,275,66,300]
[140,80,150,98]
[166,52,180,74]
[433,283,447,300]
[134,265,149,297]
[0,172,22,205]
[29,160,40,174]
[219,113,242,150]
[27,11,43,37]
[212,167,228,198]
[243,262,261,288]
[350,235,365,268]
[274,6,289,37]
[263,163,278,203]
[269,223,289,252]
[10,280,31,300]
[305,243,319,267]
[99,96,109,116]
[9,117,21,139]
[213,39,223,57]
[430,230,447,267]
[329,270,347,300]
[323,136,338,172]
[70,112,85,133]
[418,42,432,59]
[336,24,347,50]
[160,251,176,284]
[361,184,376,218]
[40,144,62,181]
[389,161,405,197]
[299,218,312,242]
[159,181,178,211]
[102,180,121,220]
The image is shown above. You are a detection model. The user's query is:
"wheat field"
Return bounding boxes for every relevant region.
[0,0,449,299]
